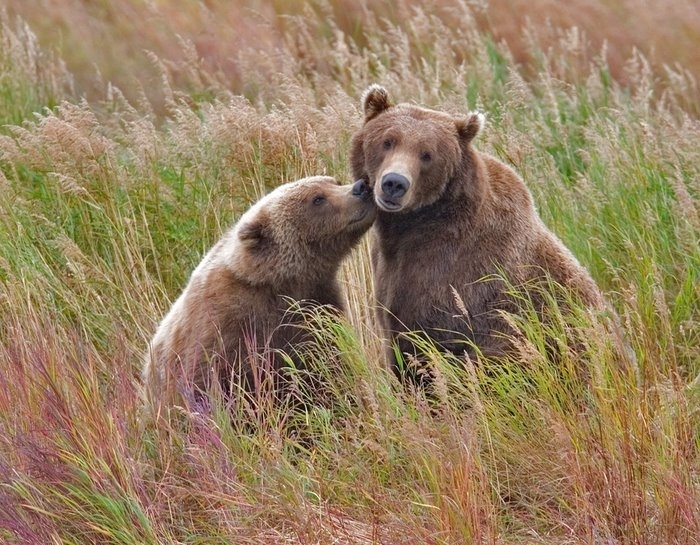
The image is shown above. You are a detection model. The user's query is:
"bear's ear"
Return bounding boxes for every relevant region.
[237,212,269,249]
[361,84,392,122]
[455,112,485,144]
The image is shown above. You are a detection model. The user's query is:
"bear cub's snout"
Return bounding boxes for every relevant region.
[352,178,372,201]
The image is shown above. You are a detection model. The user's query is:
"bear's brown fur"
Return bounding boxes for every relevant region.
[143,176,375,415]
[350,85,608,377]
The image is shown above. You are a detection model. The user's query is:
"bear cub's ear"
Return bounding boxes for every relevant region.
[237,211,269,249]
[455,112,485,144]
[362,84,392,122]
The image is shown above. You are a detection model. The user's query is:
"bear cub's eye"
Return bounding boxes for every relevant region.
[382,139,393,150]
[312,195,326,206]
[420,151,432,163]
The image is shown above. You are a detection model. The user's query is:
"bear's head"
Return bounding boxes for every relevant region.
[350,84,485,213]
[230,176,375,284]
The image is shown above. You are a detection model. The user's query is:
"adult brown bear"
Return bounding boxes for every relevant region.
[143,176,375,416]
[350,85,611,382]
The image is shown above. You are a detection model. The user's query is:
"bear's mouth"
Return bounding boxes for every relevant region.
[348,206,371,225]
[376,196,402,212]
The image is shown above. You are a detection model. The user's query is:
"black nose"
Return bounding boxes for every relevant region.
[352,178,371,199]
[381,173,409,199]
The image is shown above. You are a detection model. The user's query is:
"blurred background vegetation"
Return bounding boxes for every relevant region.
[4,0,700,114]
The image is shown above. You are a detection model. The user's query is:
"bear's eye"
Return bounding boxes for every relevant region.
[420,151,432,163]
[312,195,326,206]
[382,139,393,150]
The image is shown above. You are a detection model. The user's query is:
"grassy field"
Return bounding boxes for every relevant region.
[0,1,698,543]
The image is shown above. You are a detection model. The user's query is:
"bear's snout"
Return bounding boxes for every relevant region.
[352,178,372,200]
[381,173,409,200]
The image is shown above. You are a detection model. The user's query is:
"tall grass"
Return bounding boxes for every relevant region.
[0,10,73,127]
[0,1,698,544]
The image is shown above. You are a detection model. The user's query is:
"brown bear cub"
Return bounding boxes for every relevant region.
[350,85,609,381]
[143,176,375,416]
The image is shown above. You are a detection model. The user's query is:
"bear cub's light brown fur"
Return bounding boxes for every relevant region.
[143,176,375,415]
[351,85,609,379]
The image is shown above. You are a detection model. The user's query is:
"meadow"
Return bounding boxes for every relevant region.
[0,1,698,543]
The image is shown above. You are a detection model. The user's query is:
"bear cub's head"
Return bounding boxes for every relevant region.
[351,84,485,214]
[233,175,375,282]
